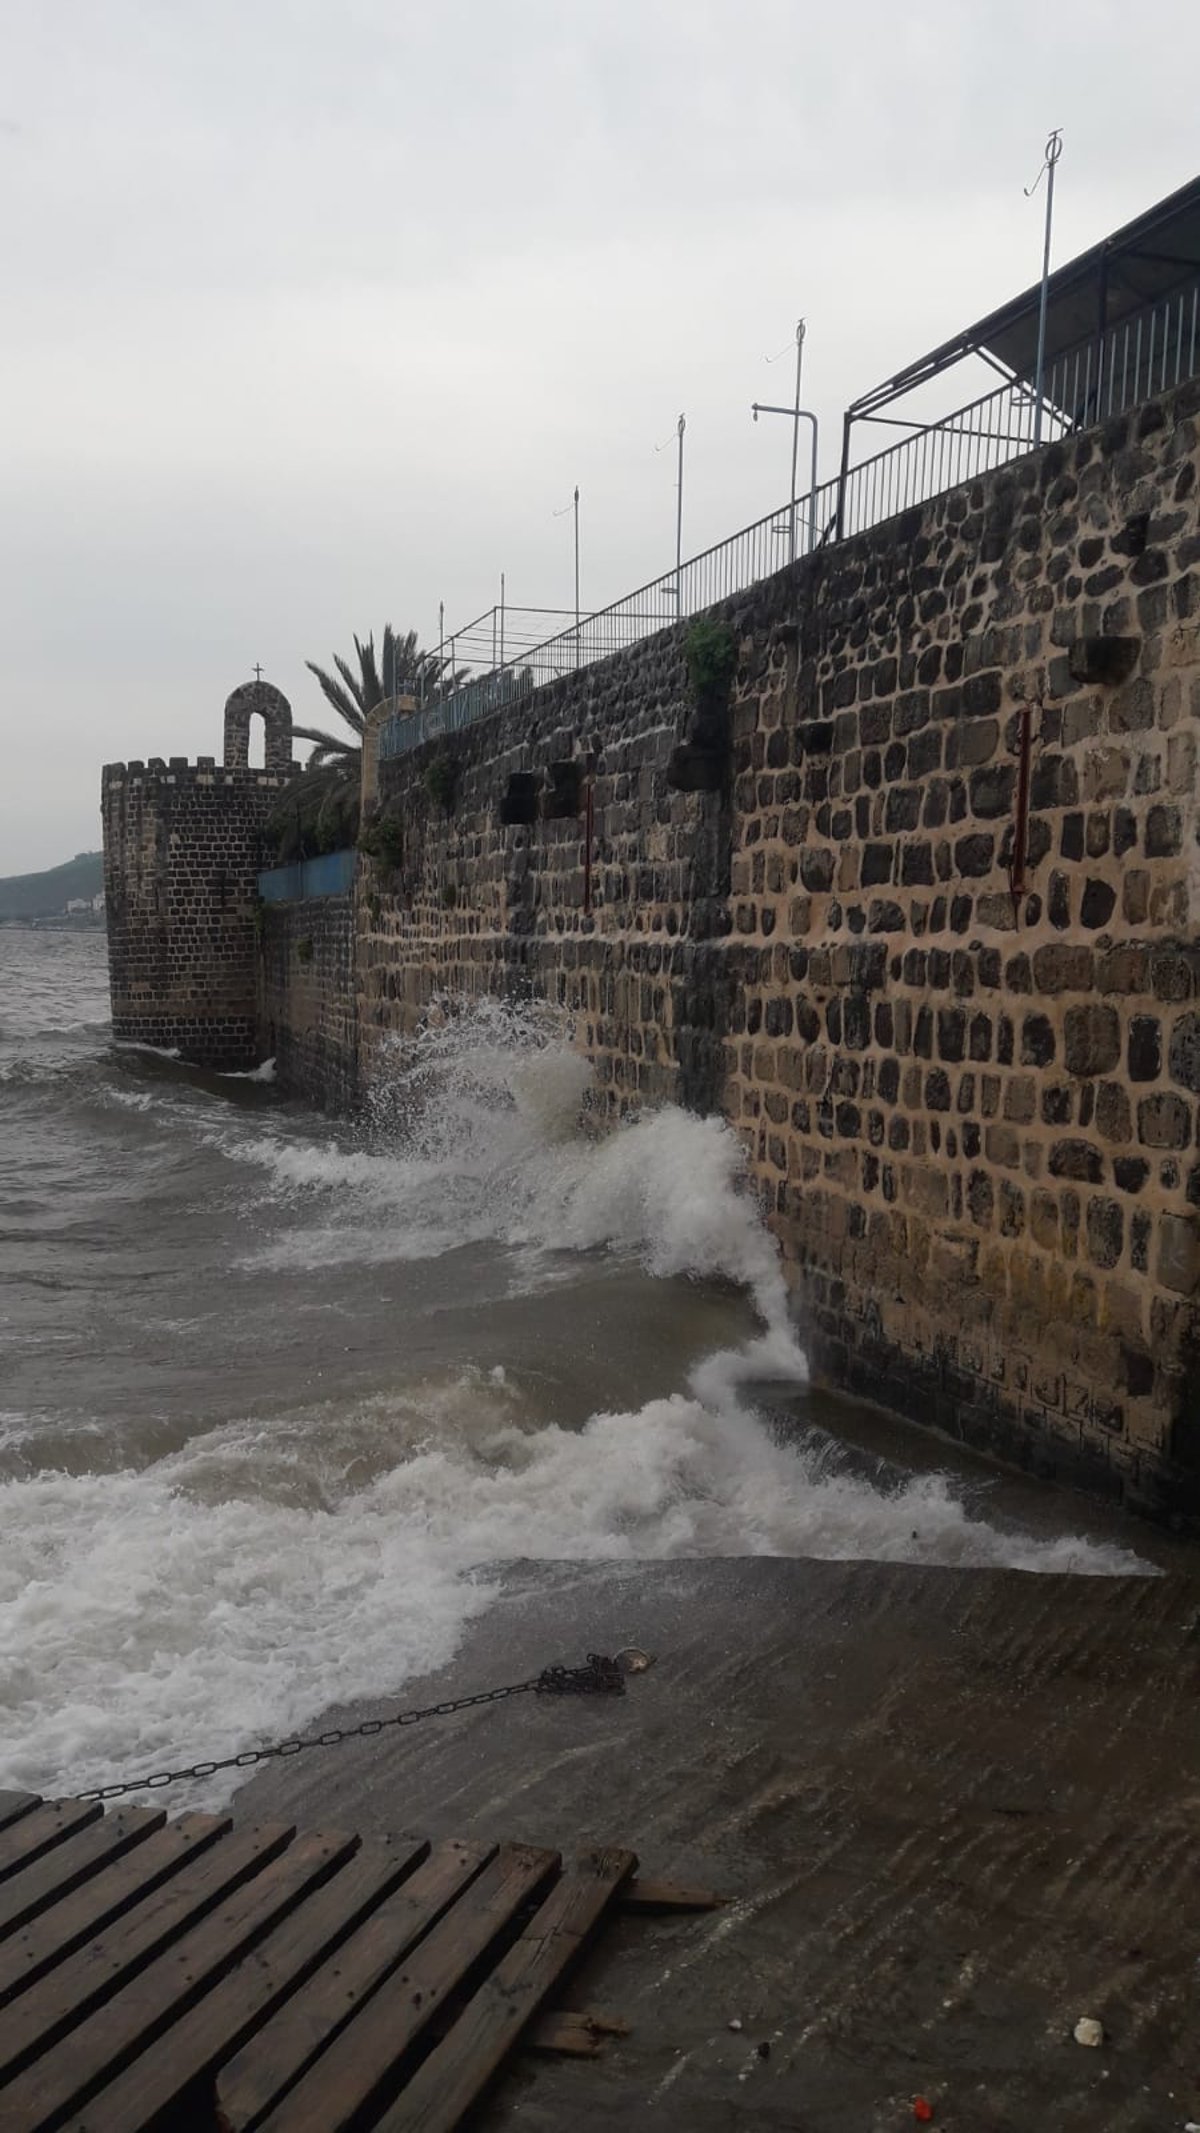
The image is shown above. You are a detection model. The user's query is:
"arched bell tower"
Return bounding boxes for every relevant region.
[223,677,293,773]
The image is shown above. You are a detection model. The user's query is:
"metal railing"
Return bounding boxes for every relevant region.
[840,273,1200,539]
[379,478,841,762]
[378,275,1200,766]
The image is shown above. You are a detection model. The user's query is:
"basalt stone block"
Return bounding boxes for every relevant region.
[1169,1012,1200,1090]
[1114,1156,1150,1194]
[937,1007,966,1062]
[544,759,583,817]
[1158,1212,1200,1296]
[1137,1092,1193,1149]
[666,743,725,792]
[867,899,906,933]
[901,842,934,887]
[861,842,894,886]
[969,763,1016,818]
[1021,1014,1056,1067]
[1066,635,1140,685]
[1033,943,1094,994]
[797,720,835,755]
[1128,1016,1162,1082]
[1060,813,1085,861]
[885,786,921,833]
[1086,1197,1124,1269]
[962,671,1002,717]
[800,848,835,893]
[955,833,994,878]
[1064,1003,1121,1077]
[500,772,540,825]
[1080,878,1117,929]
[1049,1138,1104,1183]
[1145,803,1182,857]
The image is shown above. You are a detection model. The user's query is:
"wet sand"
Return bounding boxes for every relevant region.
[238,1555,1200,2130]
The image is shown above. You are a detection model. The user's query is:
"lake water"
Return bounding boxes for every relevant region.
[0,925,1155,1807]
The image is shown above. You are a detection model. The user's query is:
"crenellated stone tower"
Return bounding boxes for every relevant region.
[101,679,295,1070]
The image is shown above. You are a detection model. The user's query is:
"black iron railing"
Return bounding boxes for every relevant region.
[378,276,1200,766]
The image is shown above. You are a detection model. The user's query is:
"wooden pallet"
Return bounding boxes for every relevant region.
[0,1787,718,2132]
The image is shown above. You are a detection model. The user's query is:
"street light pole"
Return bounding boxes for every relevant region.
[751,401,820,554]
[554,487,582,665]
[674,414,685,601]
[788,320,806,562]
[1026,128,1064,448]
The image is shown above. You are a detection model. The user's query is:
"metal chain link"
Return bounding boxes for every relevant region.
[76,1654,630,1803]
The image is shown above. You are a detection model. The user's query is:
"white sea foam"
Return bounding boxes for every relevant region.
[0,999,1152,1808]
[0,1347,1147,1806]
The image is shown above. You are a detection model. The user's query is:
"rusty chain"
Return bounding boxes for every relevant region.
[76,1653,635,1804]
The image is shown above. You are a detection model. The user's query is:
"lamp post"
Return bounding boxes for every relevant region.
[763,319,808,559]
[751,400,820,556]
[1026,128,1064,448]
[554,486,581,665]
[656,415,686,603]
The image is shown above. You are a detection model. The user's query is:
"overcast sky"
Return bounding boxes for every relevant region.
[1,0,1197,871]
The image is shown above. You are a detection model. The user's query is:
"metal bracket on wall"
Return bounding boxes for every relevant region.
[1007,698,1043,923]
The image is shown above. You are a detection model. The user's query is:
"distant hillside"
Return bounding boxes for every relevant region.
[0,851,104,920]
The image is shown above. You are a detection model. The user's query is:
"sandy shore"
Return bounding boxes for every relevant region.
[237,1556,1200,2130]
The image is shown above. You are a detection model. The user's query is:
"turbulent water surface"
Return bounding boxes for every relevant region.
[0,926,1155,1805]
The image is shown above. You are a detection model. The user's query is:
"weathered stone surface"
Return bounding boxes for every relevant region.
[1067,634,1140,685]
[1064,1004,1121,1077]
[1169,1012,1200,1091]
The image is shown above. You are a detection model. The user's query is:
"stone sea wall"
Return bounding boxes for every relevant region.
[724,392,1200,1508]
[167,379,1198,1515]
[257,892,358,1112]
[314,379,1199,1517]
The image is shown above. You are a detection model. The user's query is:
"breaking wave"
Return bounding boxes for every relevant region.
[0,993,1151,1807]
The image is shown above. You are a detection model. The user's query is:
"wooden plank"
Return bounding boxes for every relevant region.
[526,2008,631,2058]
[0,1820,293,2087]
[376,1846,637,2133]
[217,1838,493,2133]
[253,1844,560,2133]
[0,1808,166,1943]
[0,1801,40,1839]
[0,1802,102,1887]
[74,1835,429,2133]
[0,1813,230,2013]
[619,1876,726,1913]
[0,1827,355,2132]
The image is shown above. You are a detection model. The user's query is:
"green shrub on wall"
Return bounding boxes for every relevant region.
[265,779,360,865]
[358,808,405,869]
[684,618,737,710]
[296,935,314,965]
[424,752,459,815]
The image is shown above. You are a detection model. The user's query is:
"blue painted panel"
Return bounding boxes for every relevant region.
[257,848,357,902]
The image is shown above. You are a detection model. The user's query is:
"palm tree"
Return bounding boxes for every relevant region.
[291,628,463,766]
[269,628,466,862]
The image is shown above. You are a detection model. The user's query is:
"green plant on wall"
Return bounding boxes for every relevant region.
[683,618,737,710]
[296,934,314,965]
[358,808,405,869]
[424,751,459,815]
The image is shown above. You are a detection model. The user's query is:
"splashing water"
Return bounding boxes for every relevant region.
[0,988,1151,1806]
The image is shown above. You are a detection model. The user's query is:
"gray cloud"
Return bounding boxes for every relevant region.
[1,0,1197,868]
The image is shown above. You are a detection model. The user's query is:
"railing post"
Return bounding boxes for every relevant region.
[835,410,853,541]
